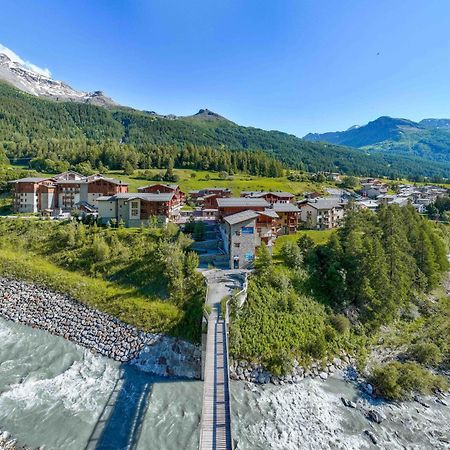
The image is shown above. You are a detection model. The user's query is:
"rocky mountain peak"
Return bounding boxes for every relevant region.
[0,45,117,107]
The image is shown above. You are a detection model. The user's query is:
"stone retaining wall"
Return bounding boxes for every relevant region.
[0,278,201,379]
[230,353,356,385]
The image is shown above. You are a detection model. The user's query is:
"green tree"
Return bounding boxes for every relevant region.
[255,242,272,274]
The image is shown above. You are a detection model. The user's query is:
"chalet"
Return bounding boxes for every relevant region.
[97,192,182,227]
[10,172,128,214]
[138,183,185,205]
[299,198,345,230]
[216,197,270,220]
[240,191,295,204]
[272,202,300,234]
[202,193,221,209]
[360,181,388,199]
[356,199,379,212]
[221,210,259,269]
[189,187,232,202]
[55,174,128,210]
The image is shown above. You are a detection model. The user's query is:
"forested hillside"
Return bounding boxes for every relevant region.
[305,116,450,170]
[230,205,450,398]
[1,81,449,179]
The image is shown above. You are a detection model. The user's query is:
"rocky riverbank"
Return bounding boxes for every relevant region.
[230,352,356,385]
[0,278,200,379]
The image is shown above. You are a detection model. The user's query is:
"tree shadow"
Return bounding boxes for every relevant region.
[85,364,196,450]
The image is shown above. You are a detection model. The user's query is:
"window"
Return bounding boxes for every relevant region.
[130,200,139,217]
[245,252,254,261]
[234,242,240,248]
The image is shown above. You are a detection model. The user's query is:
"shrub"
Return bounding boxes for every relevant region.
[280,242,303,269]
[371,361,448,400]
[91,236,110,262]
[330,314,351,334]
[409,342,443,367]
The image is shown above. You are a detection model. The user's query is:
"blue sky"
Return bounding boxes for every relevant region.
[2,0,450,136]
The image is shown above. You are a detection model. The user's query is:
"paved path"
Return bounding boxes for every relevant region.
[199,270,245,450]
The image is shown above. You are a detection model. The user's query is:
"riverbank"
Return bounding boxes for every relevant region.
[230,353,356,385]
[0,278,200,379]
[1,315,449,449]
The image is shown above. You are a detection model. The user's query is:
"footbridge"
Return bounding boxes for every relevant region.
[199,270,247,450]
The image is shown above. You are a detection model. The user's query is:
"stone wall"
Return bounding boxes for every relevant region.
[230,352,356,385]
[0,278,201,379]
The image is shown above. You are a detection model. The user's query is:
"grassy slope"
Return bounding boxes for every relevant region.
[272,229,335,262]
[14,165,335,196]
[0,247,182,334]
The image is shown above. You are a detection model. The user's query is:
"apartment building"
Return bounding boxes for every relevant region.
[97,192,182,227]
[299,198,345,230]
[240,191,295,204]
[10,171,128,214]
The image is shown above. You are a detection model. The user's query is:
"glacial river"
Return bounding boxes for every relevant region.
[0,317,449,450]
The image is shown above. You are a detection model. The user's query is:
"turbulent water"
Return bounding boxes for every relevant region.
[0,317,449,450]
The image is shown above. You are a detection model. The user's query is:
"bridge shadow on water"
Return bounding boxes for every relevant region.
[85,363,194,450]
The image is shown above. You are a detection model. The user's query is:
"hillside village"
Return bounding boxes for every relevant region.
[9,171,448,269]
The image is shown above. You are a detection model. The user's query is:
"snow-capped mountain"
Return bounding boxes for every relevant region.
[0,47,117,107]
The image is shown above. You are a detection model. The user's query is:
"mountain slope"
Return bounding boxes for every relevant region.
[1,81,450,179]
[304,116,423,147]
[0,50,117,107]
[304,116,450,167]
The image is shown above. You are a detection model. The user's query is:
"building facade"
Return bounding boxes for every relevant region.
[299,198,345,230]
[10,172,128,214]
[221,210,259,269]
[97,192,182,227]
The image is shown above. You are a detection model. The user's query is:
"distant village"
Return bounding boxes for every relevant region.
[9,171,449,269]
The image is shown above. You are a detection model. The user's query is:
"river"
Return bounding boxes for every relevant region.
[0,317,449,450]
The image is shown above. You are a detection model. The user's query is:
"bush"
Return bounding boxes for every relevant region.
[371,361,448,400]
[280,242,303,269]
[330,314,351,334]
[409,342,443,367]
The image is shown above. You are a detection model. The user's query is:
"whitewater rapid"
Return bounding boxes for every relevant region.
[0,317,449,449]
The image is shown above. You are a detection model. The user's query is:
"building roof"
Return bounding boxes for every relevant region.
[97,192,174,202]
[271,203,300,213]
[224,210,259,225]
[52,171,84,181]
[55,175,128,185]
[9,177,49,183]
[88,175,128,185]
[357,200,379,209]
[217,197,270,208]
[138,183,178,191]
[306,198,344,210]
[257,209,279,218]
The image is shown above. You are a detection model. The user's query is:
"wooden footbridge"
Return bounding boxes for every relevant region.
[199,270,246,450]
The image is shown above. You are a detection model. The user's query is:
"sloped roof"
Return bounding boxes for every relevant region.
[138,183,178,191]
[97,192,174,202]
[306,198,344,210]
[272,203,300,212]
[257,209,279,218]
[224,210,259,225]
[9,177,49,183]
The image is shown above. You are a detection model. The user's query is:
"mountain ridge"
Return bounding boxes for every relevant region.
[0,50,117,107]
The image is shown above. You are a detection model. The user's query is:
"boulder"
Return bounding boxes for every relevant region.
[364,430,378,445]
[341,397,356,408]
[367,409,384,424]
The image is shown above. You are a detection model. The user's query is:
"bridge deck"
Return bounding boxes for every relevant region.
[199,310,233,450]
